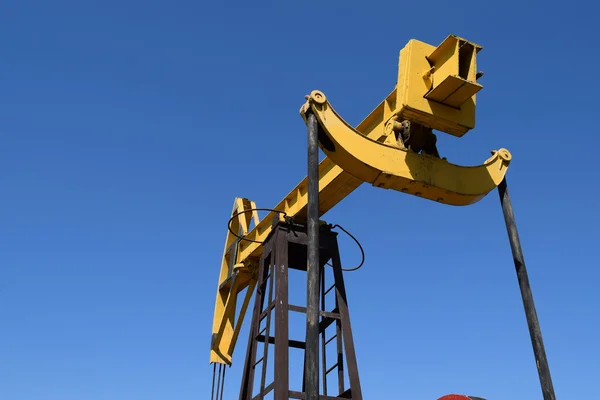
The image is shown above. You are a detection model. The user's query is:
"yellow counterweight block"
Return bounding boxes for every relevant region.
[397,34,484,137]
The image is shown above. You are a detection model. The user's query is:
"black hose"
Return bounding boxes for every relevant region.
[227,208,288,244]
[227,209,365,271]
[328,224,365,272]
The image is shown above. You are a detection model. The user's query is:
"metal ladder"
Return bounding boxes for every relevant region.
[238,221,363,400]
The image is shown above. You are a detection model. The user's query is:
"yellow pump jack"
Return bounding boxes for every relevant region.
[209,34,556,400]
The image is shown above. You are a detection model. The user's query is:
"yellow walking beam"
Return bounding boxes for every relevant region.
[210,34,512,366]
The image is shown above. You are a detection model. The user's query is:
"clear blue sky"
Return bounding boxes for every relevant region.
[1,1,598,399]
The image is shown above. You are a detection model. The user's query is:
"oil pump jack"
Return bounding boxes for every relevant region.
[209,34,557,400]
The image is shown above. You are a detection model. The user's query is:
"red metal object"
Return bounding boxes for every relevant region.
[438,395,475,400]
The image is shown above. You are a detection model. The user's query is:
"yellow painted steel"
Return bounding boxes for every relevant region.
[210,89,401,364]
[209,90,392,364]
[210,198,259,365]
[210,34,511,366]
[300,90,511,206]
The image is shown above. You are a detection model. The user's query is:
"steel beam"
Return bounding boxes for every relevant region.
[305,112,320,400]
[498,178,556,400]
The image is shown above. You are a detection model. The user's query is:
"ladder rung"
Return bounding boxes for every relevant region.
[261,273,271,286]
[319,310,341,333]
[256,326,267,338]
[259,302,274,321]
[325,334,337,345]
[288,305,339,321]
[325,362,339,375]
[289,304,306,313]
[257,335,306,349]
[252,356,264,368]
[324,283,336,295]
[321,310,340,319]
[251,382,274,400]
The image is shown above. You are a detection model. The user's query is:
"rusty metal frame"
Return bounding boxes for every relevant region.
[238,221,362,400]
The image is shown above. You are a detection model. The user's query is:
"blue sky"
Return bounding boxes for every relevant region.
[1,1,599,399]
